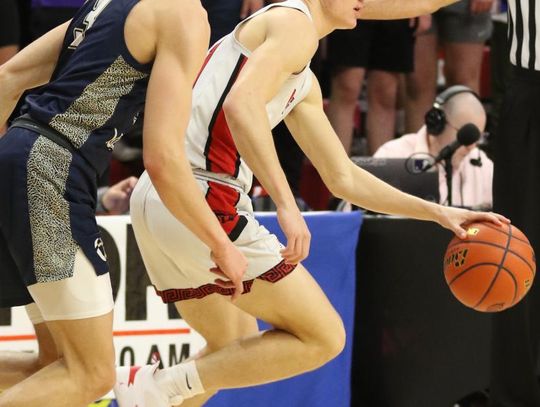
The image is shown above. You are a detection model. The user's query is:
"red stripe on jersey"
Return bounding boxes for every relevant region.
[205,181,241,235]
[193,39,223,87]
[204,55,248,177]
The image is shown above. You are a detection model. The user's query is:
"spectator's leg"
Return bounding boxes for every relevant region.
[404,32,438,133]
[443,41,484,92]
[326,67,366,155]
[365,70,401,155]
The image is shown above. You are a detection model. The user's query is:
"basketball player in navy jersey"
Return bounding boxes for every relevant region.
[0,0,247,406]
[114,1,509,407]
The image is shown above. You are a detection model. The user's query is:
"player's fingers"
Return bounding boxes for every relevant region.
[300,235,310,262]
[478,212,509,226]
[233,280,244,301]
[454,224,468,239]
[214,278,235,288]
[281,238,298,263]
[491,212,511,224]
[209,267,229,279]
[287,237,303,264]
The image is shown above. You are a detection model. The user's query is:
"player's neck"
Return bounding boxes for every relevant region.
[302,0,337,38]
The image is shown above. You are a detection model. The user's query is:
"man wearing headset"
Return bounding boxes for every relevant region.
[374,85,493,209]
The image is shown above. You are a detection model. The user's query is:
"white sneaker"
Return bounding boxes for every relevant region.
[114,363,183,407]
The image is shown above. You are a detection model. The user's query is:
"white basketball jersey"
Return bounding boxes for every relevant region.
[185,0,314,192]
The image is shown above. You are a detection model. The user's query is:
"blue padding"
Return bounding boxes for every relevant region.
[206,211,362,407]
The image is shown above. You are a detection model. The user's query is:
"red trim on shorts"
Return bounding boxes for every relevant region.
[204,55,248,176]
[154,260,297,303]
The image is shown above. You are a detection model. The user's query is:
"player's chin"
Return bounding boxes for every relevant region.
[337,17,357,29]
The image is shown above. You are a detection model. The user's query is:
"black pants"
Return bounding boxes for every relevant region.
[491,67,540,407]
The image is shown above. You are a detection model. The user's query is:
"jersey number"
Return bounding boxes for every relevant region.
[69,0,113,50]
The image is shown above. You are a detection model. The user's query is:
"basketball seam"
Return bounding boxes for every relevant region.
[473,224,514,309]
[480,222,530,245]
[446,240,535,277]
[448,262,500,286]
[448,263,519,305]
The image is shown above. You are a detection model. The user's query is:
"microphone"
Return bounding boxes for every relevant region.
[423,123,480,170]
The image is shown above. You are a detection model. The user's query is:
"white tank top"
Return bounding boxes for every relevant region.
[185,0,314,192]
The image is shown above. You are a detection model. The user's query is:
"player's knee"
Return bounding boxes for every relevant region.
[307,316,346,367]
[321,316,346,362]
[81,361,116,400]
[38,347,59,369]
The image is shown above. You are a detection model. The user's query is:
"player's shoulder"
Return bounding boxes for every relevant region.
[263,6,318,56]
[138,0,208,43]
[265,5,317,38]
[141,0,207,26]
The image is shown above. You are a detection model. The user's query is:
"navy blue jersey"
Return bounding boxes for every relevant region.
[24,0,151,175]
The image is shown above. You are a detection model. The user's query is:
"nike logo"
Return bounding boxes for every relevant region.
[186,373,192,390]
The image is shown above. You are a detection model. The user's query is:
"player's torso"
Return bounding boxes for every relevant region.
[24,0,152,175]
[186,0,314,192]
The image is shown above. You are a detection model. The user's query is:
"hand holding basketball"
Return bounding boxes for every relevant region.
[444,222,536,312]
[436,206,510,239]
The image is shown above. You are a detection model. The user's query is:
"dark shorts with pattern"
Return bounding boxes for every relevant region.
[0,126,108,308]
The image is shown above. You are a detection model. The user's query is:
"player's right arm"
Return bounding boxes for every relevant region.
[0,20,70,129]
[285,74,508,238]
[223,8,318,264]
[139,0,247,298]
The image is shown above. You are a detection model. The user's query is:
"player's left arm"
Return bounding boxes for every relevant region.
[360,0,459,19]
[285,73,508,237]
[0,20,70,128]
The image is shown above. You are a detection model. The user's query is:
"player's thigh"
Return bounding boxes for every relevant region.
[234,264,345,343]
[27,251,115,375]
[176,295,259,351]
[45,312,115,379]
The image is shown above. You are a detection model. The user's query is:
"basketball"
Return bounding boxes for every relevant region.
[444,222,536,312]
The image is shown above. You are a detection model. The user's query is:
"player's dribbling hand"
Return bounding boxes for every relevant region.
[210,243,248,301]
[437,206,510,239]
[277,206,311,265]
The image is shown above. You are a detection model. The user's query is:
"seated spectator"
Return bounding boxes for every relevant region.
[96,176,138,215]
[374,85,492,209]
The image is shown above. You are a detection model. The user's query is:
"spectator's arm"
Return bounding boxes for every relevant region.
[361,0,459,19]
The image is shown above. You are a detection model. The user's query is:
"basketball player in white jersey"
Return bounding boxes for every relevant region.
[0,0,248,406]
[115,1,508,406]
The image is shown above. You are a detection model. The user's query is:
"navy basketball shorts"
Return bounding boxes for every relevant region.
[0,127,113,321]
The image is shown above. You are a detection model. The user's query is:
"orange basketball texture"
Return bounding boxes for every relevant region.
[443,222,536,312]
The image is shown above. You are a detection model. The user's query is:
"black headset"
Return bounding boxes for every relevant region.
[424,85,479,136]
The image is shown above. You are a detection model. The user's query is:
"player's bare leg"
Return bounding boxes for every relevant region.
[0,323,57,390]
[196,265,344,390]
[0,312,115,407]
[171,294,260,407]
